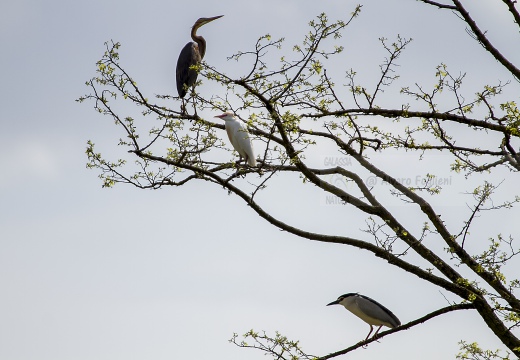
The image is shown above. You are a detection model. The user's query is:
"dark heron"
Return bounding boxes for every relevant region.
[176,15,224,99]
[327,293,401,341]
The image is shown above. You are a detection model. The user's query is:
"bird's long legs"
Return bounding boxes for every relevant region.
[179,88,198,116]
[373,325,383,338]
[234,158,245,177]
[189,87,198,116]
[364,325,374,342]
[361,325,384,348]
[364,325,383,342]
[180,98,187,115]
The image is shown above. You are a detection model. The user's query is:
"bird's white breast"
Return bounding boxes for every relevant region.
[341,296,392,327]
[224,120,248,152]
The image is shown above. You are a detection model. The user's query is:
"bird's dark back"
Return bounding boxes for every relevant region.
[176,42,200,98]
[356,294,401,327]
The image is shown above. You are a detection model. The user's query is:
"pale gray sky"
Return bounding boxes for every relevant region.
[1,1,518,359]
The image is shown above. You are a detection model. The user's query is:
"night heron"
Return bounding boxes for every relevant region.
[327,293,401,341]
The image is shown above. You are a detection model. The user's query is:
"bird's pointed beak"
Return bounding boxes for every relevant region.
[327,300,340,306]
[208,15,224,22]
[214,114,225,119]
[203,15,224,25]
[194,15,224,30]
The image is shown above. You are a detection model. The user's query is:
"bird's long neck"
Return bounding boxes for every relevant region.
[191,28,207,59]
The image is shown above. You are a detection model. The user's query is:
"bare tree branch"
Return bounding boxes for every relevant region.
[416,0,457,10]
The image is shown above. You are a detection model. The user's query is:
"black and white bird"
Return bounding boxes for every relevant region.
[327,293,401,341]
[214,112,257,167]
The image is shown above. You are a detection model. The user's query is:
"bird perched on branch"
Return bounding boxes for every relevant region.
[176,15,224,99]
[327,293,401,341]
[214,112,257,167]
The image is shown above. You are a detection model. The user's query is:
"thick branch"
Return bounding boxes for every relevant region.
[472,297,520,356]
[451,0,520,81]
[502,0,520,28]
[419,0,520,80]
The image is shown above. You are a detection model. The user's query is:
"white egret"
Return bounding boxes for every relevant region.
[215,112,257,166]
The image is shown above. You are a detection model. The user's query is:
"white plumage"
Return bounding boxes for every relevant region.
[215,112,257,166]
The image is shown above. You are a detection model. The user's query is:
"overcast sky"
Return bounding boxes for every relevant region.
[1,1,519,359]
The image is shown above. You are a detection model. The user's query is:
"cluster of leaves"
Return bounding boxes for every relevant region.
[457,341,513,360]
[230,330,316,360]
